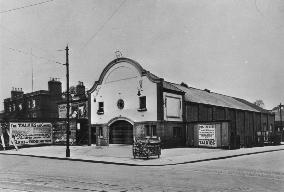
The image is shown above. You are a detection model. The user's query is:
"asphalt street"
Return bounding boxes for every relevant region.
[0,149,283,192]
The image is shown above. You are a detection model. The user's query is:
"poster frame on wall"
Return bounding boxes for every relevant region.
[9,122,53,146]
[198,124,217,147]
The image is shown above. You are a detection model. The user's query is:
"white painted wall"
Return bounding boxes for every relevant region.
[90,62,157,124]
[163,92,183,122]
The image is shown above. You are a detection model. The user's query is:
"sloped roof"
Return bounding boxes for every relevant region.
[162,81,184,93]
[143,63,266,113]
[146,71,160,81]
[172,83,259,112]
[233,97,270,113]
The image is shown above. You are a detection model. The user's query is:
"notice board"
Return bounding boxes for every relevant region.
[198,124,217,147]
[10,122,52,146]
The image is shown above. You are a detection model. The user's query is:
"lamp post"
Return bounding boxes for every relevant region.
[65,45,70,157]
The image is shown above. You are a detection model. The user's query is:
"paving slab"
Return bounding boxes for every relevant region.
[0,144,284,166]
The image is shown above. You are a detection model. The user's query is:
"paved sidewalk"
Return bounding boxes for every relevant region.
[0,144,284,166]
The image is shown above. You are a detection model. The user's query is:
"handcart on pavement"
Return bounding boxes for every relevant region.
[132,137,161,159]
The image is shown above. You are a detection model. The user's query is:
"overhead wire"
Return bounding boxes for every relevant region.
[0,24,57,55]
[80,0,127,51]
[0,0,55,14]
[1,0,127,65]
[4,46,64,65]
[254,0,264,16]
[0,0,64,66]
[1,0,128,60]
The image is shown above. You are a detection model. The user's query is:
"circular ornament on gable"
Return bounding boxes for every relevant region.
[117,99,124,109]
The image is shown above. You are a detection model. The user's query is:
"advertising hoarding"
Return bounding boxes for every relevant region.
[10,122,52,146]
[58,102,88,119]
[58,104,67,119]
[198,124,217,147]
[53,120,77,145]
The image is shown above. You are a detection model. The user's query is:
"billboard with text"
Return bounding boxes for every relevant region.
[10,122,52,146]
[198,124,217,147]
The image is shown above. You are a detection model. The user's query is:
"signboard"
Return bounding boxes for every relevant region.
[10,122,52,146]
[198,124,216,147]
[165,96,181,118]
[53,120,77,145]
[58,102,88,119]
[58,104,67,119]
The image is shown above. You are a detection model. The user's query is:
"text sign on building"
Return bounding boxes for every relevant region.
[58,104,67,118]
[58,102,88,119]
[198,124,217,147]
[53,121,77,145]
[10,122,52,146]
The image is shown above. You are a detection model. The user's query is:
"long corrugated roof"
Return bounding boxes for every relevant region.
[233,97,270,113]
[142,60,265,113]
[172,83,259,112]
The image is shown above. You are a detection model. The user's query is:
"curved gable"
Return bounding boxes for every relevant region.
[104,65,139,84]
[89,57,159,124]
[88,58,146,94]
[88,57,163,94]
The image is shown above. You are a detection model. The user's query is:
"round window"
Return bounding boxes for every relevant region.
[117,99,124,109]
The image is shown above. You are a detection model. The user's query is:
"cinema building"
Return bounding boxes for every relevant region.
[88,57,274,148]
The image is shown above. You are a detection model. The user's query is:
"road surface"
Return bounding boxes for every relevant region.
[0,150,283,191]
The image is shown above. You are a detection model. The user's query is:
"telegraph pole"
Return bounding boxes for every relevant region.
[65,45,70,157]
[31,48,34,92]
[280,103,283,130]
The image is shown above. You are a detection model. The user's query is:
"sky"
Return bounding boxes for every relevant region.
[0,0,283,110]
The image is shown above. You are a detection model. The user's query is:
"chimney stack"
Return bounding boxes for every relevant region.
[11,87,24,99]
[48,78,62,97]
[76,81,85,98]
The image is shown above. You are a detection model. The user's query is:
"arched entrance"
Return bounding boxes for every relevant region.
[109,120,133,144]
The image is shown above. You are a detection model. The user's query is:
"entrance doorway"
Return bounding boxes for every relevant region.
[109,120,133,144]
